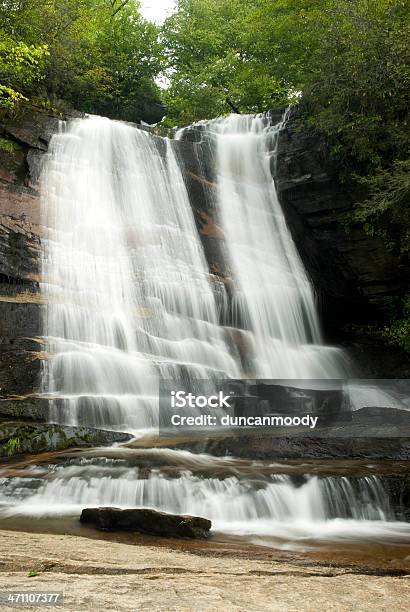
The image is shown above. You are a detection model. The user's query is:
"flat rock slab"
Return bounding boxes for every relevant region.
[0,529,409,611]
[80,507,212,539]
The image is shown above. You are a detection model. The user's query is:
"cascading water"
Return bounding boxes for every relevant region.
[41,116,239,433]
[1,452,409,551]
[0,460,393,522]
[206,114,348,378]
[1,112,408,554]
[42,112,347,433]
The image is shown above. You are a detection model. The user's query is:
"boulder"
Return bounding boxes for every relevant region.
[80,507,212,539]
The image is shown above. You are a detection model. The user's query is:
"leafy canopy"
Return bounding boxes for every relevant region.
[0,0,163,122]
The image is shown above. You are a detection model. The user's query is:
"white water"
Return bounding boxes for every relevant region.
[0,468,391,521]
[41,113,350,433]
[41,116,239,433]
[1,454,409,551]
[208,114,349,378]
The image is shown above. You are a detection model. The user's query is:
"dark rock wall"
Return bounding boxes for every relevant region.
[275,121,406,328]
[0,108,60,417]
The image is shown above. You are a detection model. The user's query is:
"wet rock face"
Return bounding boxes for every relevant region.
[176,433,410,462]
[172,137,231,285]
[80,507,212,539]
[0,108,70,411]
[383,475,410,522]
[340,335,410,379]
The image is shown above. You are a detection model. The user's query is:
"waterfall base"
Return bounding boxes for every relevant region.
[1,447,409,558]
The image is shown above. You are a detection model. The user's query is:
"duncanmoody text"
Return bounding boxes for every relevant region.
[170,414,319,429]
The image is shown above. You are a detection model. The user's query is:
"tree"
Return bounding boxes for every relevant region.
[0,28,49,115]
[88,2,164,122]
[162,0,266,124]
[161,0,326,124]
[301,0,410,257]
[0,0,164,122]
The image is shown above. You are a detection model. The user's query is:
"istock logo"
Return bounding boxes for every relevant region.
[171,390,232,409]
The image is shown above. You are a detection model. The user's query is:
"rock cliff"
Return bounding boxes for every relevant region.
[275,116,407,326]
[0,107,57,420]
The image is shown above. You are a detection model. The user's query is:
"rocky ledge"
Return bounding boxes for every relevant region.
[0,421,131,458]
[174,430,410,461]
[0,530,408,611]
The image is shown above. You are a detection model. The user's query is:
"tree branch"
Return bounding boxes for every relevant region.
[111,0,130,18]
[226,98,240,114]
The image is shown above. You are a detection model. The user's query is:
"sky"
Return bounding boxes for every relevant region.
[139,0,176,23]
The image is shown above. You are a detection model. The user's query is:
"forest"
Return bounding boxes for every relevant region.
[0,0,409,349]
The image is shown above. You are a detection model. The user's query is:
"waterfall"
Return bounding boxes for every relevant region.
[205,114,348,378]
[40,116,239,433]
[41,112,350,435]
[4,111,403,552]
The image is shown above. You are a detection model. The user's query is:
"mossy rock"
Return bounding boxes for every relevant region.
[0,421,131,458]
[0,135,26,176]
[0,398,48,422]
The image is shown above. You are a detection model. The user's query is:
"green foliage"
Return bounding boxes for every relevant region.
[162,0,260,123]
[0,85,28,116]
[0,35,49,89]
[0,0,163,122]
[381,295,410,353]
[0,29,48,116]
[353,160,410,256]
[4,436,21,457]
[0,136,20,153]
[83,4,164,122]
[161,0,327,124]
[300,0,410,260]
[28,570,40,577]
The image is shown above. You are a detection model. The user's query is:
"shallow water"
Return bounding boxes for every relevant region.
[1,449,409,558]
